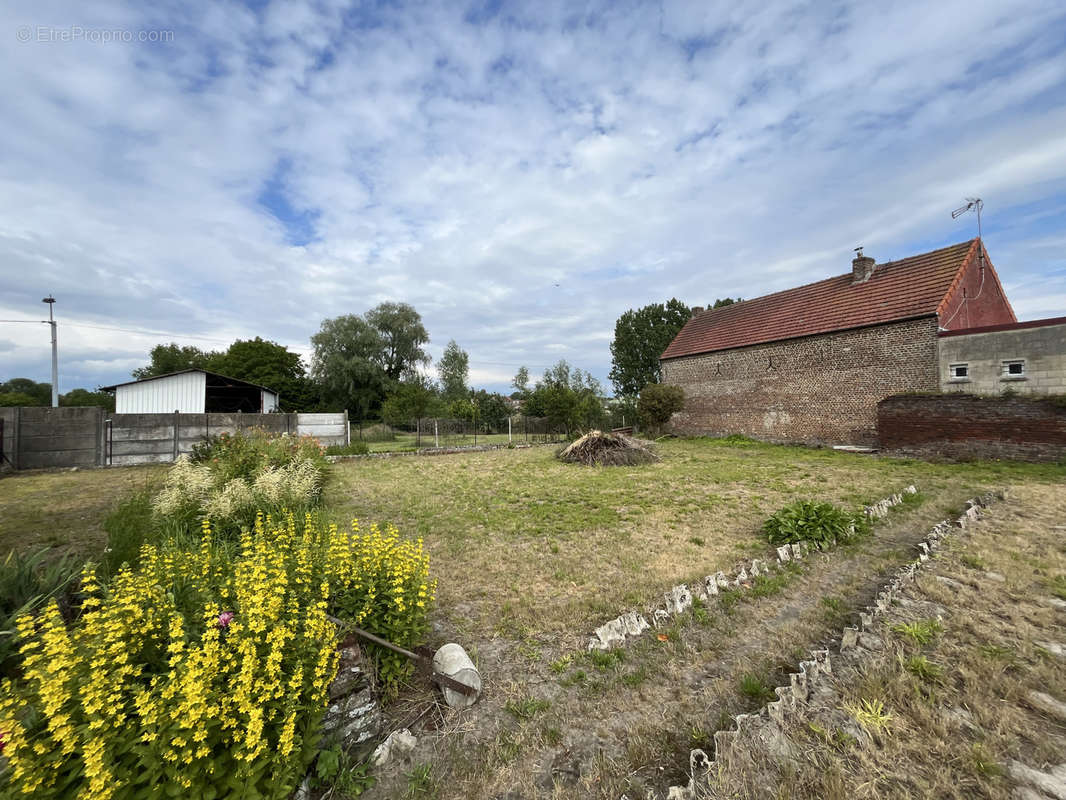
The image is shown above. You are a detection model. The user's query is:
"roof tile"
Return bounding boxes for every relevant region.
[661,239,978,360]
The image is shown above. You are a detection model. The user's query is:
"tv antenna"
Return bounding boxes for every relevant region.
[951,197,983,240]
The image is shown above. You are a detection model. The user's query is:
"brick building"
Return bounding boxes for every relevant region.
[660,239,1016,445]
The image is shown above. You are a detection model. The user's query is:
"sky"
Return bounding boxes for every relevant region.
[2,0,1065,397]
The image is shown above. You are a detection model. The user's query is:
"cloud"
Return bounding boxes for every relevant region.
[2,0,1065,396]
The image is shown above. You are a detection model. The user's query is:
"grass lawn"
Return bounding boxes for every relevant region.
[359,431,560,452]
[323,438,1066,643]
[0,464,165,557]
[2,438,1064,799]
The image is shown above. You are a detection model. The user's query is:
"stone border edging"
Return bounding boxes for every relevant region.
[587,486,919,652]
[663,488,1003,800]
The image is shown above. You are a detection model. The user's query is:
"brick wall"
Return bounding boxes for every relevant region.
[938,241,1016,331]
[660,317,940,446]
[878,393,1066,462]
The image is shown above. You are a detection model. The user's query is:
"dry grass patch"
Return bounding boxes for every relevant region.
[707,483,1066,800]
[0,465,164,556]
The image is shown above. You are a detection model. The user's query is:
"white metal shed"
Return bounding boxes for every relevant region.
[102,370,280,414]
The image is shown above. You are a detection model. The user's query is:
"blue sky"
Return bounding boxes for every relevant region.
[2,0,1065,396]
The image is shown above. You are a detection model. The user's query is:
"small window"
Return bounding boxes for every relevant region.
[949,363,969,380]
[1002,360,1026,379]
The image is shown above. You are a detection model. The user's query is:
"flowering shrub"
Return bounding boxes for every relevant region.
[153,456,324,530]
[0,512,436,797]
[326,521,436,691]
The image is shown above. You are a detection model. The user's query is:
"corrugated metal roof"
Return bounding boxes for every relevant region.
[100,368,277,394]
[661,239,979,360]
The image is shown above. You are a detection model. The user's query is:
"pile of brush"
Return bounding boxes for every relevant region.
[557,430,660,467]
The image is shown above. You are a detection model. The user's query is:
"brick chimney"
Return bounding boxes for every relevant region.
[851,248,876,284]
[691,306,704,314]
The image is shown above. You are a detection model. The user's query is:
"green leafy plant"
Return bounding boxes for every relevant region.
[847,697,893,736]
[904,654,944,682]
[739,672,776,703]
[505,696,550,720]
[763,499,868,546]
[0,547,83,676]
[891,618,943,646]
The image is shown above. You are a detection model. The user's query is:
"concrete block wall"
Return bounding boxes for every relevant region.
[660,317,940,446]
[0,407,105,469]
[878,393,1066,462]
[939,319,1066,395]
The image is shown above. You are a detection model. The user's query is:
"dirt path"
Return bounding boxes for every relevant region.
[360,485,1022,799]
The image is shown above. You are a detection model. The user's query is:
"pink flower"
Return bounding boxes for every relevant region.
[216,611,235,629]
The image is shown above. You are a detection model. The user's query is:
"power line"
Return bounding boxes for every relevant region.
[60,321,235,344]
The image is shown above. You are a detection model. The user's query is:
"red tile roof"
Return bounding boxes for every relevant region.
[662,239,980,360]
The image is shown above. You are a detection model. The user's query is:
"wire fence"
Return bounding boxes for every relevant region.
[349,416,566,452]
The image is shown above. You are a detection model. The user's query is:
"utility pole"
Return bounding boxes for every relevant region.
[42,296,58,407]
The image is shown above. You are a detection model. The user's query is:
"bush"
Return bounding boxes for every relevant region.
[189,428,328,484]
[763,500,868,547]
[0,516,339,799]
[0,548,83,677]
[0,512,436,797]
[637,383,685,432]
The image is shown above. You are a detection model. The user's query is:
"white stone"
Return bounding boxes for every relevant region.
[1036,641,1066,658]
[777,545,792,563]
[1008,760,1066,800]
[1043,597,1066,610]
[621,611,650,637]
[1027,691,1066,723]
[664,584,693,616]
[372,728,417,767]
[984,571,1006,582]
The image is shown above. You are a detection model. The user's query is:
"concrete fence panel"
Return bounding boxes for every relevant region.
[296,412,348,447]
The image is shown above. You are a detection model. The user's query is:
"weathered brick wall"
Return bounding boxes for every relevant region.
[660,317,939,446]
[878,394,1066,462]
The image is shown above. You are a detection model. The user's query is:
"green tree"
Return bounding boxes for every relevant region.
[637,383,685,433]
[522,360,606,434]
[609,299,691,397]
[60,388,115,411]
[711,297,742,309]
[131,343,215,379]
[209,337,319,411]
[0,392,38,407]
[511,366,530,396]
[364,302,430,381]
[0,378,51,405]
[310,315,390,419]
[381,375,440,426]
[472,389,512,431]
[437,340,469,402]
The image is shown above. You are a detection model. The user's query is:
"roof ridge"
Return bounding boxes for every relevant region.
[690,239,977,324]
[661,239,979,360]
